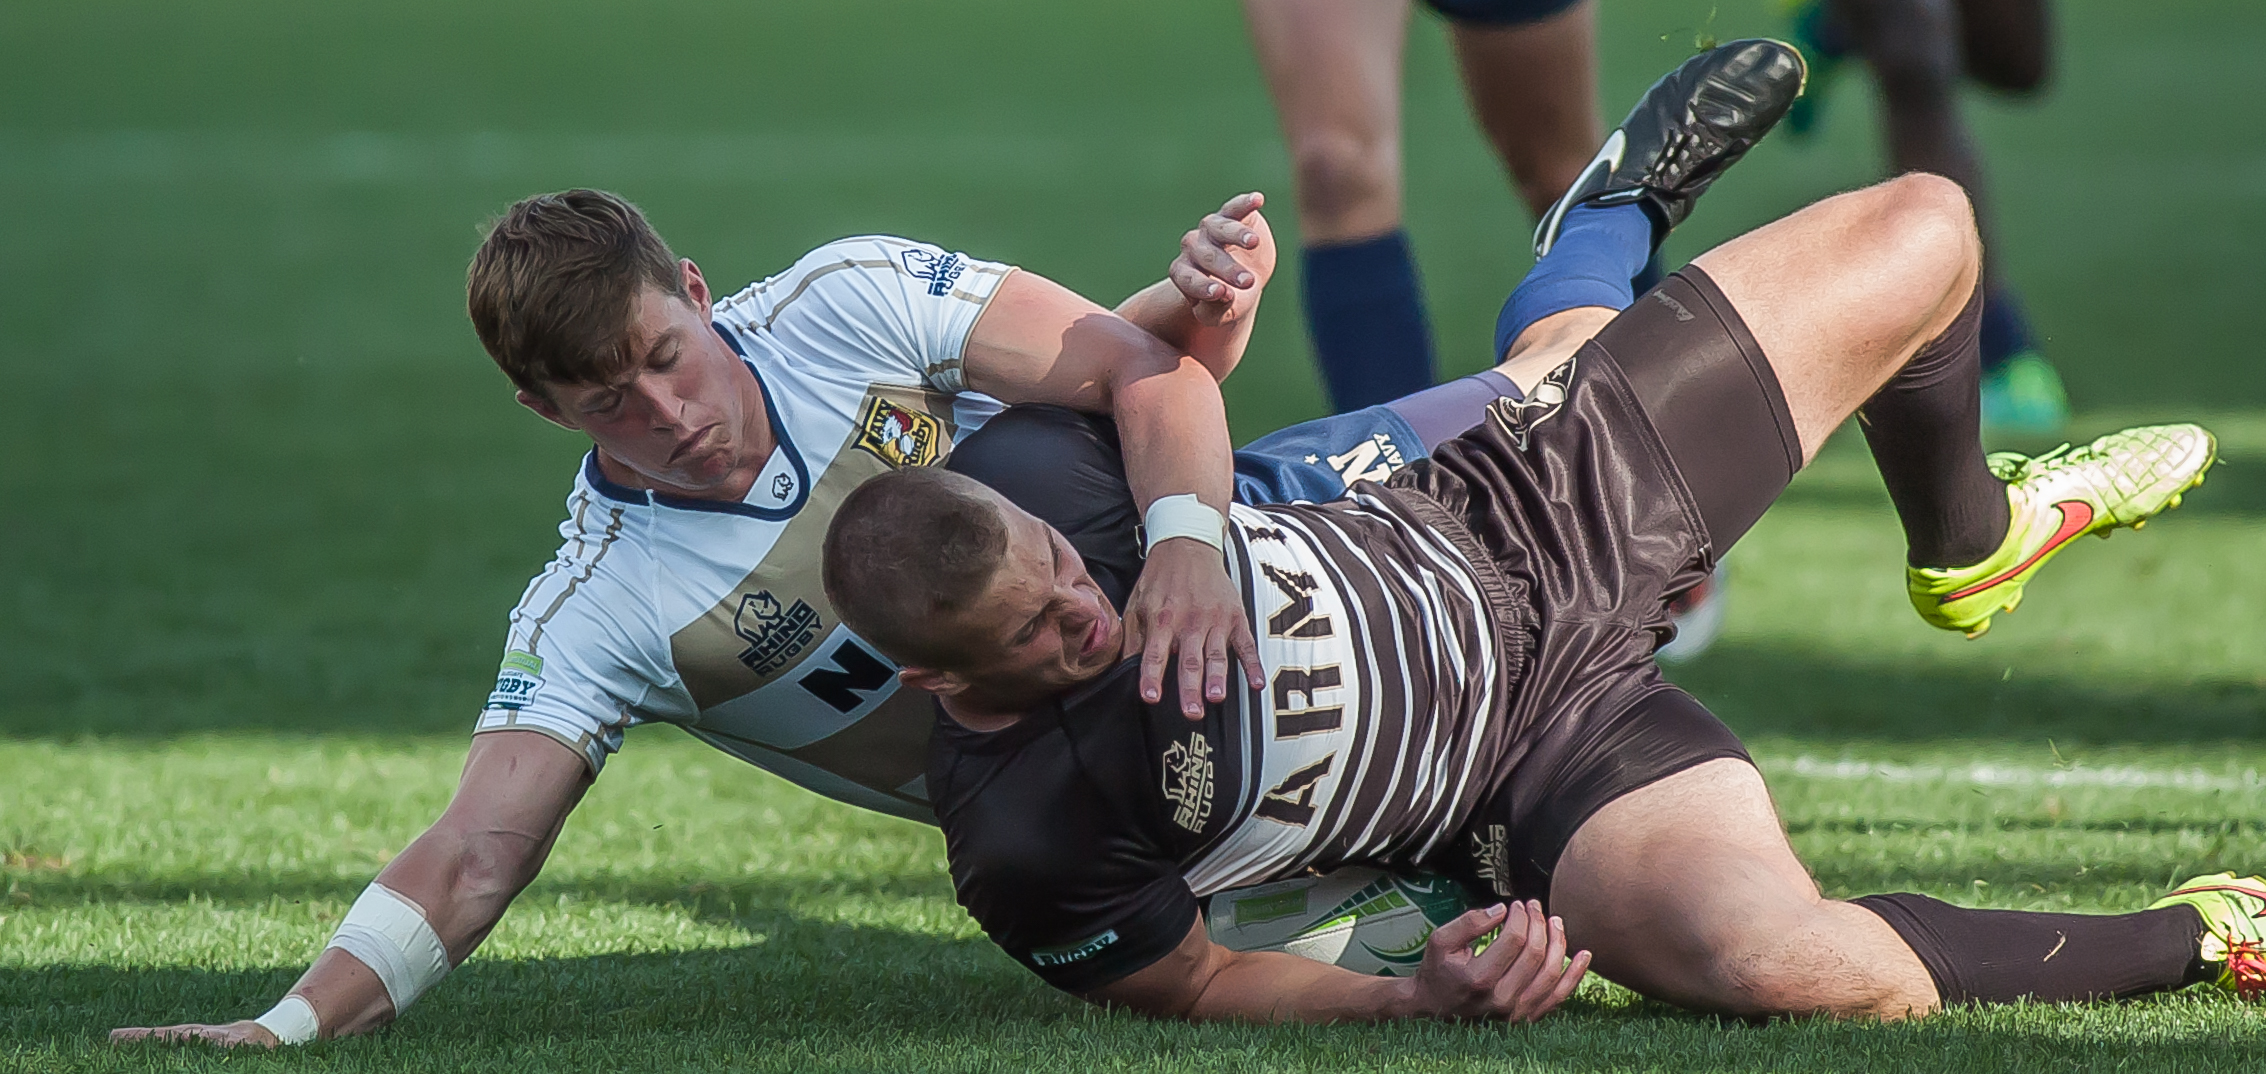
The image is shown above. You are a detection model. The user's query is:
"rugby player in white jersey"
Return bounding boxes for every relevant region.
[114,181,1593,1046]
[105,187,1300,1045]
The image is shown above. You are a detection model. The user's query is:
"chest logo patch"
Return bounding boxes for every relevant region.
[1489,355,1575,451]
[854,395,945,469]
[733,590,824,677]
[1161,732,1217,833]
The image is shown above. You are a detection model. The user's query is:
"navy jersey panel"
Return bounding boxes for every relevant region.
[1235,404,1426,505]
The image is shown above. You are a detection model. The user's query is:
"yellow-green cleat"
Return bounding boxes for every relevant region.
[1907,423,2217,637]
[2149,872,2266,999]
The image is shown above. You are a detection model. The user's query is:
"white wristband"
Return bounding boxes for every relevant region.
[1141,494,1226,556]
[325,882,452,1017]
[253,994,319,1045]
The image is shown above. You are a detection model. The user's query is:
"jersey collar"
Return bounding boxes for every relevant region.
[577,321,812,521]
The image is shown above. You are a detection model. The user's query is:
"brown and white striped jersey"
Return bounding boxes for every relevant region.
[932,493,1525,992]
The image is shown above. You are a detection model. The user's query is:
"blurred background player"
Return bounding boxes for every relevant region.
[1242,1,1725,660]
[1785,0,2070,434]
[1242,0,1607,412]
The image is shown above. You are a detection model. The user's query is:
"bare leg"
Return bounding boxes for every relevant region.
[1690,173,1981,462]
[1493,306,1612,392]
[1553,759,1939,1019]
[1833,0,2027,364]
[1448,2,1605,219]
[1244,0,1436,410]
[1243,0,1413,244]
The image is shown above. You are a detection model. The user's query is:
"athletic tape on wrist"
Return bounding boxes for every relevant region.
[324,882,451,1016]
[1141,494,1226,556]
[252,994,319,1045]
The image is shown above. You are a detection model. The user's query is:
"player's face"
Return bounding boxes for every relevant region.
[531,267,766,497]
[947,499,1124,698]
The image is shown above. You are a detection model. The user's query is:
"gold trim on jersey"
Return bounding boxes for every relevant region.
[664,384,966,810]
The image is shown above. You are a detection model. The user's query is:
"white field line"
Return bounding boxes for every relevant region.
[1778,756,2266,793]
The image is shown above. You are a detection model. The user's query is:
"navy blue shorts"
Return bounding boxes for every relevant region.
[1421,0,1583,28]
[1232,371,1523,505]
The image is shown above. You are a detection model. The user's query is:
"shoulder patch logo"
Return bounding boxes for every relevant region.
[1160,732,1217,833]
[853,394,946,469]
[486,650,545,710]
[733,590,824,677]
[900,248,966,297]
[1488,355,1576,451]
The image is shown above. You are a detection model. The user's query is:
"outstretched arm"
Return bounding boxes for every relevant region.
[1090,900,1589,1023]
[1114,193,1278,382]
[110,730,590,1047]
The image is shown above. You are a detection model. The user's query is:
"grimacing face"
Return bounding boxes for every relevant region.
[519,262,767,498]
[925,491,1126,705]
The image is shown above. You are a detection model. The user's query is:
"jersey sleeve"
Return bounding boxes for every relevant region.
[472,507,675,776]
[932,726,1198,994]
[720,235,1014,394]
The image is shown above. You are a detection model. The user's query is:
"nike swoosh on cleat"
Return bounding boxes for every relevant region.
[1941,500,2095,604]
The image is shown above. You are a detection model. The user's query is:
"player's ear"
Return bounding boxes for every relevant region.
[679,259,711,309]
[516,388,580,432]
[897,666,964,697]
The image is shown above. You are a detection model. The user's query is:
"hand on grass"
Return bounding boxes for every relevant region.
[1402,899,1591,1022]
[110,1020,280,1048]
[1123,537,1264,719]
[1168,192,1276,329]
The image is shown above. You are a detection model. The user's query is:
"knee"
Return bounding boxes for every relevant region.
[1865,173,1981,285]
[1287,131,1400,237]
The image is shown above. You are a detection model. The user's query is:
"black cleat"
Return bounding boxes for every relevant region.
[1533,38,1807,257]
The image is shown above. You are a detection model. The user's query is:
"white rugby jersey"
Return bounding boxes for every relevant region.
[473,235,1014,820]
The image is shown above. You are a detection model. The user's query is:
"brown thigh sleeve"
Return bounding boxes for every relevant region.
[1588,267,1802,553]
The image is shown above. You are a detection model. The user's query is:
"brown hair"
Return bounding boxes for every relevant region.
[823,468,1010,669]
[466,189,689,397]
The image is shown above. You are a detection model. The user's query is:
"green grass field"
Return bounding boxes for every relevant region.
[4,1,2264,1070]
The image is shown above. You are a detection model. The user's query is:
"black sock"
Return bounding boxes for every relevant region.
[1856,286,2010,567]
[1853,893,2211,1004]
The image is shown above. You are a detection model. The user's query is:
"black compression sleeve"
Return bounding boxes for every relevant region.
[1853,893,2210,1004]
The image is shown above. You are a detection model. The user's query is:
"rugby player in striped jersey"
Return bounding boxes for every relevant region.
[824,43,2244,1022]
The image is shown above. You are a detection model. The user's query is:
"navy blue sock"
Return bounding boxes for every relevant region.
[1302,231,1435,412]
[1493,203,1653,361]
[1978,282,2035,372]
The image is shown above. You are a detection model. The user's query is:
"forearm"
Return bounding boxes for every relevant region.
[1114,279,1254,383]
[282,825,531,1039]
[1108,361,1235,515]
[1180,950,1415,1023]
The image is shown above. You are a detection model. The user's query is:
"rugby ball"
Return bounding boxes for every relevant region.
[1207,867,1478,976]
